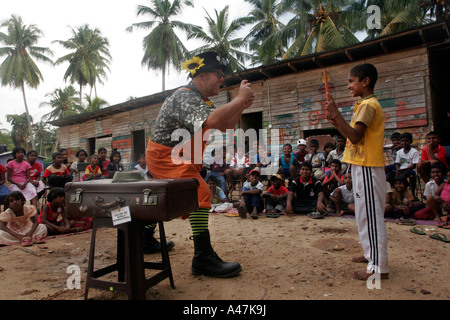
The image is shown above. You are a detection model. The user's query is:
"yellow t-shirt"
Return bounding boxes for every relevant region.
[342,95,385,167]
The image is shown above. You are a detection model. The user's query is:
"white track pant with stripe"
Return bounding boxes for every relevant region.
[351,165,389,274]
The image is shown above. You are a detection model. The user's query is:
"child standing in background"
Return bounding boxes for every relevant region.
[0,191,47,246]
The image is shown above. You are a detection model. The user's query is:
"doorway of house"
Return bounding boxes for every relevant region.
[239,111,263,153]
[429,43,450,147]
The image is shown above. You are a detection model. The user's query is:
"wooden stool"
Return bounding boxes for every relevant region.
[84,217,175,300]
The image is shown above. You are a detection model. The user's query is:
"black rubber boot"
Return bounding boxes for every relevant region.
[191,230,242,278]
[142,225,175,254]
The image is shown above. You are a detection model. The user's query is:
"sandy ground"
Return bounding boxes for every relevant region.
[0,212,448,304]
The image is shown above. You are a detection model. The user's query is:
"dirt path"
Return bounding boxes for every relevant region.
[0,214,448,302]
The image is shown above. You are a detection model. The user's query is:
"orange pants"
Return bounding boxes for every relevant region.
[146,140,211,209]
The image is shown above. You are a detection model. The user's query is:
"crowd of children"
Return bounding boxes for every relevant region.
[200,128,448,227]
[0,146,146,247]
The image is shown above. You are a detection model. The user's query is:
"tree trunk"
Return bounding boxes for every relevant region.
[21,82,35,150]
[162,63,166,92]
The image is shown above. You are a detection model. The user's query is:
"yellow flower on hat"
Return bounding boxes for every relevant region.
[181,56,205,76]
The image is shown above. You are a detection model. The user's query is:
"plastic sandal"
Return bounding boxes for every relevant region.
[21,237,33,247]
[429,233,450,243]
[409,226,426,235]
[32,236,45,244]
[308,212,324,219]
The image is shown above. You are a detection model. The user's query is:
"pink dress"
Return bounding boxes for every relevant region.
[441,182,450,204]
[0,205,47,245]
[6,160,37,201]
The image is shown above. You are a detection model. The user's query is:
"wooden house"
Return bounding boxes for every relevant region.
[50,19,450,168]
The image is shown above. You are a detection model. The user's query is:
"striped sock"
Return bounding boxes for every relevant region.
[189,208,210,236]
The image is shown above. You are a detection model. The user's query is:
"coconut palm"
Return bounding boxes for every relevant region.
[0,15,54,149]
[127,0,197,91]
[6,113,31,149]
[83,94,108,113]
[32,121,56,157]
[53,25,111,106]
[241,0,287,65]
[39,86,83,122]
[264,0,360,58]
[345,0,429,40]
[188,5,252,73]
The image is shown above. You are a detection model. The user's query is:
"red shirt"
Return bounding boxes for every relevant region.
[420,144,447,166]
[0,164,6,175]
[29,162,43,180]
[266,185,289,196]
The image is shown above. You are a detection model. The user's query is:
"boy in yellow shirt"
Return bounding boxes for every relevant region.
[325,63,389,281]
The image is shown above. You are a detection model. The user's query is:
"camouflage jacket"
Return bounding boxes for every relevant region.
[150,81,215,147]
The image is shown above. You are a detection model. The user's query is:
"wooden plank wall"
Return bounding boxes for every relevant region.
[59,47,432,167]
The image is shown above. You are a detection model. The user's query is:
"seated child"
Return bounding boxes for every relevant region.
[238,168,264,219]
[107,150,124,179]
[304,139,325,178]
[326,135,347,174]
[69,149,89,181]
[322,159,344,199]
[285,162,326,215]
[207,176,228,205]
[414,162,446,222]
[27,150,46,199]
[322,141,335,173]
[225,146,250,195]
[385,132,402,181]
[0,163,11,207]
[134,153,149,180]
[385,181,393,216]
[417,131,447,184]
[6,147,38,207]
[330,172,355,216]
[389,175,425,224]
[263,174,289,218]
[98,147,110,178]
[386,132,419,185]
[0,191,47,246]
[39,187,83,234]
[205,147,229,195]
[277,143,299,181]
[294,139,309,165]
[42,152,73,188]
[433,166,450,228]
[83,154,104,181]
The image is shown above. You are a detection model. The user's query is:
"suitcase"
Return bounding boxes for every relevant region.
[64,178,199,221]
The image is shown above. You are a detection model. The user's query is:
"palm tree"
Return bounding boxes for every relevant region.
[345,1,429,40]
[39,86,83,121]
[0,15,54,149]
[83,94,108,113]
[53,25,111,106]
[32,121,56,156]
[188,5,252,73]
[266,0,360,58]
[241,0,287,65]
[127,0,197,91]
[6,113,31,148]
